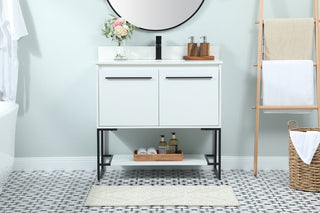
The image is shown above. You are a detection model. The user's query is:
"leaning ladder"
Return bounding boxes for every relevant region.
[253,0,320,176]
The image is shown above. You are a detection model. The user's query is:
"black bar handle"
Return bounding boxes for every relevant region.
[105,77,152,80]
[165,76,212,79]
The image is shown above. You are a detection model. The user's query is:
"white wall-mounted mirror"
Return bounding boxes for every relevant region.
[107,0,205,31]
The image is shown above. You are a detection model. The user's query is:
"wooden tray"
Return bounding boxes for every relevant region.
[134,150,183,161]
[183,56,215,60]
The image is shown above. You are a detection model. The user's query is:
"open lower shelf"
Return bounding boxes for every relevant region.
[97,128,221,180]
[111,154,208,166]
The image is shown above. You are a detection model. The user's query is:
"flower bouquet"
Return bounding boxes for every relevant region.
[102,15,135,59]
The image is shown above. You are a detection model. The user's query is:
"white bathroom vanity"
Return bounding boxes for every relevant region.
[96,46,222,180]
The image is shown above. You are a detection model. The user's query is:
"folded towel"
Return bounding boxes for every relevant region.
[147,147,157,155]
[264,18,314,60]
[137,148,147,155]
[290,131,320,164]
[262,60,314,113]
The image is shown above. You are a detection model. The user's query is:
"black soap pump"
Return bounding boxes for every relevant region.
[156,36,162,60]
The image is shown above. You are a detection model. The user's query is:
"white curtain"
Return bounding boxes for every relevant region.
[0,0,28,102]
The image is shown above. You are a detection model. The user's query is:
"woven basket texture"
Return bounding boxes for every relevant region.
[289,126,320,192]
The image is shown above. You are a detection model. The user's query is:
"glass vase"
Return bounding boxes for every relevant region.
[114,41,127,60]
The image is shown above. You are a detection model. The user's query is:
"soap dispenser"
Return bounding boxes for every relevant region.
[188,36,197,56]
[200,36,210,57]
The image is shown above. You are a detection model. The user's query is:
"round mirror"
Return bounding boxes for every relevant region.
[107,0,205,31]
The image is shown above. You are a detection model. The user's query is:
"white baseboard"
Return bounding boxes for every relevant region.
[13,156,289,171]
[14,157,97,171]
[222,156,288,170]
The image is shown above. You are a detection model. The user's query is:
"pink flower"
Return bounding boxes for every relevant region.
[119,18,126,24]
[112,20,121,28]
[121,29,127,36]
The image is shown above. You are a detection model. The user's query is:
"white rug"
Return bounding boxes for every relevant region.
[85,185,239,206]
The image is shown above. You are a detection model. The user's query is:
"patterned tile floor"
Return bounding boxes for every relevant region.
[0,170,319,212]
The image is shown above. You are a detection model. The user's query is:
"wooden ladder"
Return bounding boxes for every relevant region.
[253,0,320,176]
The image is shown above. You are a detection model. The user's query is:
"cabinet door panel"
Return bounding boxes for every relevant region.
[159,67,219,126]
[99,67,158,126]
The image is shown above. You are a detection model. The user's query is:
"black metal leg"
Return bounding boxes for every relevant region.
[97,128,116,181]
[202,128,222,180]
[101,130,104,174]
[218,129,221,180]
[214,130,217,171]
[97,129,100,181]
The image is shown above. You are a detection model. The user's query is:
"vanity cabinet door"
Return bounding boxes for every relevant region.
[99,67,158,126]
[159,67,219,126]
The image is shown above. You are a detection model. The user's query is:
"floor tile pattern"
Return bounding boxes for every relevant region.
[0,170,319,212]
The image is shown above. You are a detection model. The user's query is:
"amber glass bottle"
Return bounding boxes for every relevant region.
[168,132,179,153]
[158,135,167,154]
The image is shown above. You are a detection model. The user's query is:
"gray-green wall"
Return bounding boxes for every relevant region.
[16,0,318,157]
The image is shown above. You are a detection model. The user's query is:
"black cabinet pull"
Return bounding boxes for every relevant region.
[105,77,152,80]
[165,76,212,79]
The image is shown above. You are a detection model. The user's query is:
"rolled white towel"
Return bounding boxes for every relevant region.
[137,148,147,155]
[147,147,157,155]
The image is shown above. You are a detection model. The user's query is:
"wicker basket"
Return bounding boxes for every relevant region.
[134,150,183,161]
[288,120,320,192]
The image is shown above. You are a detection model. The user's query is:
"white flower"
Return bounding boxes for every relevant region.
[123,24,129,30]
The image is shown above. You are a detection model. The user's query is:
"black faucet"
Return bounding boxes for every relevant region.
[156,36,162,60]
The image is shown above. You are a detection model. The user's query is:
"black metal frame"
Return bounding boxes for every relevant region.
[202,128,221,180]
[106,0,205,31]
[97,128,117,181]
[97,128,221,181]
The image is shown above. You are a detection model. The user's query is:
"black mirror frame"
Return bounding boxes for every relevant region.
[106,0,205,31]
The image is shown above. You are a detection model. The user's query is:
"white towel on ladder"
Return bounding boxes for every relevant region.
[290,131,320,165]
[262,60,314,113]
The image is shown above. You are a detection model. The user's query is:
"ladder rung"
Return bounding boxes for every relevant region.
[252,105,318,110]
[255,20,320,24]
[254,63,317,67]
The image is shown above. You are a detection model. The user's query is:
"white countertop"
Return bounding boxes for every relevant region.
[98,46,222,63]
[97,59,223,65]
